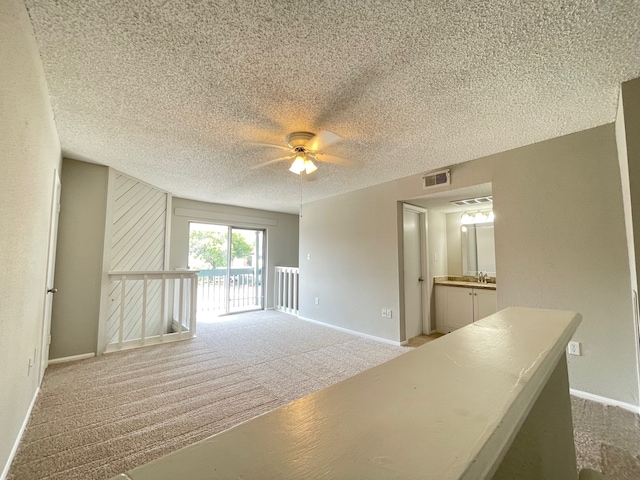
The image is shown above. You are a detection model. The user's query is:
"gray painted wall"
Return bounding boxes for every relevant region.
[0,0,61,471]
[169,198,299,309]
[620,78,640,313]
[300,182,403,341]
[300,124,639,405]
[446,212,463,276]
[426,210,447,331]
[427,210,448,279]
[50,159,108,359]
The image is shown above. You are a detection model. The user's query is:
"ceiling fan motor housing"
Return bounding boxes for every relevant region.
[286,131,315,149]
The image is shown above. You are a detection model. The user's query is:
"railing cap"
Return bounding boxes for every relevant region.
[109,270,200,279]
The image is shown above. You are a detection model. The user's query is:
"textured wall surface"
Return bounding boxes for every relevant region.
[621,79,640,311]
[487,125,637,405]
[22,0,640,213]
[446,212,464,276]
[50,159,108,359]
[300,182,403,342]
[300,124,639,405]
[427,210,447,331]
[0,0,61,473]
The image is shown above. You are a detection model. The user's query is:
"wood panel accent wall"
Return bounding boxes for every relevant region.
[106,174,168,343]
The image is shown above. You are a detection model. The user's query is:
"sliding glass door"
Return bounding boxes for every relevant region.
[189,222,264,319]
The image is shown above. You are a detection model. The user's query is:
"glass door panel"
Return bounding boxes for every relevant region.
[189,222,264,320]
[229,228,264,313]
[189,223,229,318]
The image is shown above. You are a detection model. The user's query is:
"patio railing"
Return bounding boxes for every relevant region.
[197,267,263,314]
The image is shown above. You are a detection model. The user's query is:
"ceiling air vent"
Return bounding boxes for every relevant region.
[450,196,493,207]
[422,169,450,190]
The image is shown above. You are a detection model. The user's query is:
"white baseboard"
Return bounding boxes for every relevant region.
[48,352,95,365]
[570,388,640,414]
[2,387,39,480]
[297,315,404,346]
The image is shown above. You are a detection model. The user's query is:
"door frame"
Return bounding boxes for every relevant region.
[39,169,61,383]
[401,203,430,341]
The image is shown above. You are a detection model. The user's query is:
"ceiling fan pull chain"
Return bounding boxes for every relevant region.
[299,173,303,218]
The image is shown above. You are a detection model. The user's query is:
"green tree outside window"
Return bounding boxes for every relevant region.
[189,231,253,269]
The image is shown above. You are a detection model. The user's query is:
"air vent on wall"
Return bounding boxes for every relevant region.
[422,169,450,190]
[450,196,493,207]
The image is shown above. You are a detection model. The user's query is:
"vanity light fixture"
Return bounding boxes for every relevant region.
[461,213,474,224]
[474,211,487,223]
[461,209,494,225]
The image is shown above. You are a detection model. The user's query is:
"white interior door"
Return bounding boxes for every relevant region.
[403,205,425,340]
[40,170,61,383]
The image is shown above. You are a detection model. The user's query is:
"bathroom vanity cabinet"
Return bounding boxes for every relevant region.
[435,284,497,333]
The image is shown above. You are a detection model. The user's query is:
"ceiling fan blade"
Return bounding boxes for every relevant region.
[305,130,342,152]
[250,155,294,169]
[248,141,292,152]
[311,153,356,167]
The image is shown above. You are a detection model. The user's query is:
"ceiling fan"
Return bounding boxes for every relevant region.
[251,130,350,175]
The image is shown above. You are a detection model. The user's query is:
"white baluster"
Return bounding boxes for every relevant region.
[141,275,148,344]
[160,275,166,340]
[119,276,126,348]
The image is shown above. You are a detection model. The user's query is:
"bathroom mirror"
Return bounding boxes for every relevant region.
[462,223,496,276]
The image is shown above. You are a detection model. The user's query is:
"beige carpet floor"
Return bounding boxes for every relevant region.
[572,396,640,480]
[8,311,408,480]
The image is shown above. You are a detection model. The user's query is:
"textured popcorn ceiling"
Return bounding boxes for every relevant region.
[24,0,640,214]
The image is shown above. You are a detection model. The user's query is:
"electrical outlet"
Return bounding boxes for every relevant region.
[381,308,387,318]
[27,357,33,377]
[568,341,581,356]
[387,309,392,319]
[307,253,311,260]
[314,297,319,305]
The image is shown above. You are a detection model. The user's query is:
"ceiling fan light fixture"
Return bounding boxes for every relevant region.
[304,158,317,174]
[289,155,306,174]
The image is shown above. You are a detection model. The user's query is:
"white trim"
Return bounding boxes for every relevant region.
[402,203,427,215]
[401,203,430,341]
[298,315,404,346]
[104,331,192,353]
[97,167,116,355]
[48,353,95,365]
[1,387,39,480]
[164,193,172,269]
[570,388,640,414]
[175,207,277,227]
